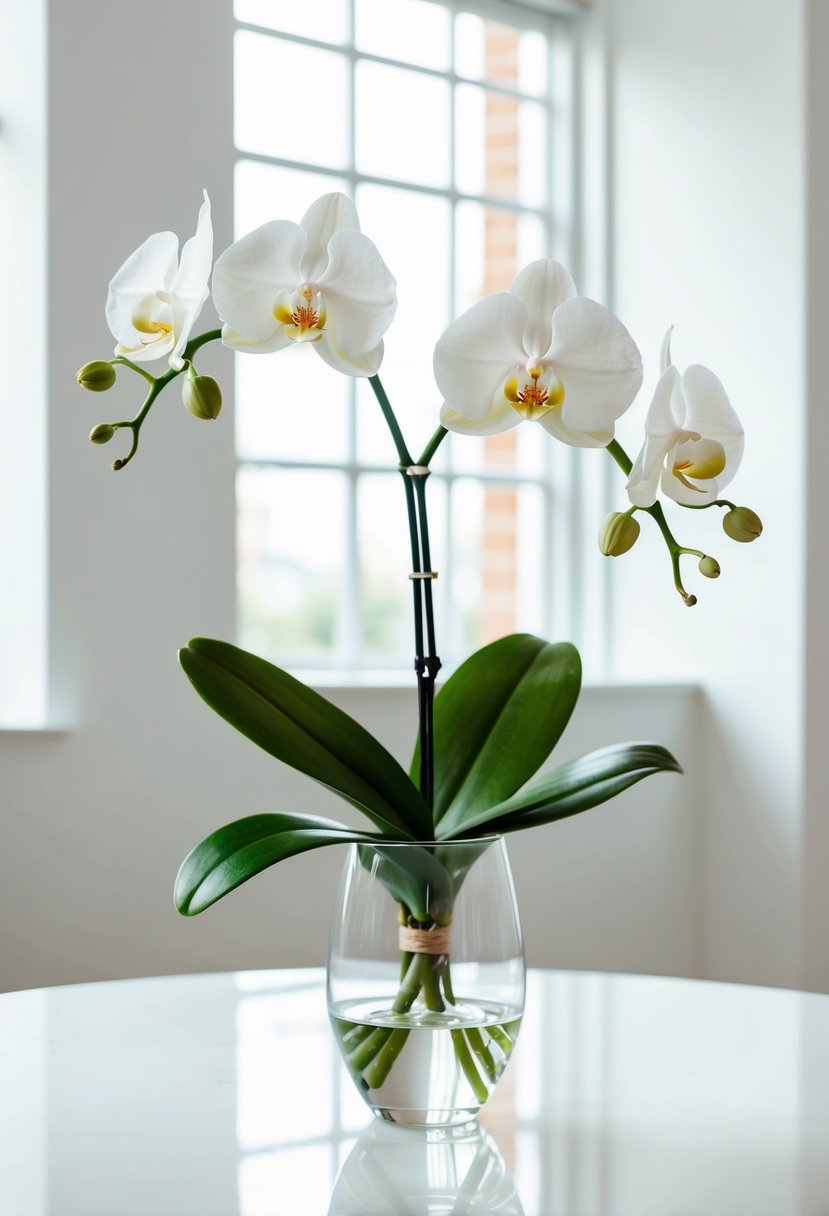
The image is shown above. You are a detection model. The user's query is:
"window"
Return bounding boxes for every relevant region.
[232,0,583,678]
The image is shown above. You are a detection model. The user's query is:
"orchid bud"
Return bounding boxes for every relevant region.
[76,361,116,392]
[723,506,762,543]
[89,423,115,445]
[182,372,222,421]
[599,512,640,557]
[698,555,720,579]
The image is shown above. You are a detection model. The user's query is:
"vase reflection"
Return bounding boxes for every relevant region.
[327,1119,524,1216]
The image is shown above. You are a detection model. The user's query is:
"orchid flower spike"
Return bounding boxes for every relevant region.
[105,191,213,371]
[433,260,643,447]
[211,193,397,377]
[626,329,744,507]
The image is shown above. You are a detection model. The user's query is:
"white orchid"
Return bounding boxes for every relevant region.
[433,261,643,448]
[626,331,744,508]
[211,193,396,377]
[106,192,213,371]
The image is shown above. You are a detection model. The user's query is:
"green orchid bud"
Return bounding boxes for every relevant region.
[76,361,117,392]
[89,422,115,445]
[723,506,763,543]
[698,555,721,579]
[182,372,222,421]
[599,512,640,557]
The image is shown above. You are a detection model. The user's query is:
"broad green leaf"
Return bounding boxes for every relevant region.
[180,639,431,839]
[415,634,582,830]
[358,845,455,923]
[437,743,682,838]
[175,812,384,915]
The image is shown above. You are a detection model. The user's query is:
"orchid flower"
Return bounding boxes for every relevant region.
[626,331,744,508]
[105,192,213,371]
[211,193,397,377]
[433,261,643,448]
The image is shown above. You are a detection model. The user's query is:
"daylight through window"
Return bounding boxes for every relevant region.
[233,0,577,677]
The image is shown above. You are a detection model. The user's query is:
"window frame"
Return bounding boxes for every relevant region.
[232,0,597,681]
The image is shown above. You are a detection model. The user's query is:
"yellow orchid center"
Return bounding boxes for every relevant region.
[131,292,174,347]
[671,435,727,492]
[274,286,326,343]
[503,364,565,421]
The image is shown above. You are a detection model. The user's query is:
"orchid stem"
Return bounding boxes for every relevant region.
[367,375,441,812]
[605,438,698,605]
[108,329,223,472]
[418,424,449,467]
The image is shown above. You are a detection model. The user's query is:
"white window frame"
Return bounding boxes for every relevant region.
[232,0,606,681]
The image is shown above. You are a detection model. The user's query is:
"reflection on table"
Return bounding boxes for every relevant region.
[1,969,828,1215]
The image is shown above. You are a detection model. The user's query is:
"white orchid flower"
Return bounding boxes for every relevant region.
[105,191,213,371]
[211,193,397,377]
[433,260,643,448]
[626,330,744,507]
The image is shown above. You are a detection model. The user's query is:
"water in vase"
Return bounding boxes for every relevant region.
[331,997,522,1126]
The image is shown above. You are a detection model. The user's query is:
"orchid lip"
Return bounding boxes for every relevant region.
[502,363,565,421]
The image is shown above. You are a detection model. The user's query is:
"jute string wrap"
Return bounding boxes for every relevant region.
[399,925,451,955]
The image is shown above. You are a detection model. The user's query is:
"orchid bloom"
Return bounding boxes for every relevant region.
[626,331,744,508]
[211,193,397,377]
[433,261,643,447]
[105,192,213,371]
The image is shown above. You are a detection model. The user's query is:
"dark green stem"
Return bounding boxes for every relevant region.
[418,424,449,467]
[367,375,441,810]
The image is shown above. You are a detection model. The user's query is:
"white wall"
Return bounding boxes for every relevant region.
[1,0,816,997]
[602,0,805,989]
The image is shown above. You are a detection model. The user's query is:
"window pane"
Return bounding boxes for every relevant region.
[235,32,348,167]
[235,0,347,44]
[358,474,411,666]
[236,346,349,463]
[455,14,548,98]
[456,84,547,207]
[449,478,545,653]
[237,467,347,663]
[455,200,546,308]
[355,62,450,187]
[354,184,450,465]
[235,161,347,237]
[356,0,451,69]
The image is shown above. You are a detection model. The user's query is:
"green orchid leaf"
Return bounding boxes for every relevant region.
[358,845,455,924]
[413,634,582,830]
[175,812,385,915]
[180,638,431,839]
[437,743,682,838]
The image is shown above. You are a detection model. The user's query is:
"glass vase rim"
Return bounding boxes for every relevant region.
[355,833,503,848]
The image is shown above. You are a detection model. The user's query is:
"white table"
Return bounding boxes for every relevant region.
[1,968,828,1215]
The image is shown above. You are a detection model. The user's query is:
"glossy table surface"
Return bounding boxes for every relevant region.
[1,968,828,1215]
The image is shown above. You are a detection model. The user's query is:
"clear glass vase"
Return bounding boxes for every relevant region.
[327,836,525,1127]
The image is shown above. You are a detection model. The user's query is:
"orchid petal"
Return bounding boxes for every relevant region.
[626,366,682,507]
[174,191,213,300]
[317,228,397,359]
[300,193,360,282]
[680,364,744,490]
[315,334,385,377]
[548,297,643,432]
[660,464,720,506]
[660,326,674,374]
[434,293,528,421]
[440,397,521,436]
[169,193,213,369]
[537,410,613,449]
[212,221,307,350]
[105,231,179,356]
[509,260,577,359]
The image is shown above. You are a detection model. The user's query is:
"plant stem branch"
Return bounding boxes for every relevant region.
[605,438,698,604]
